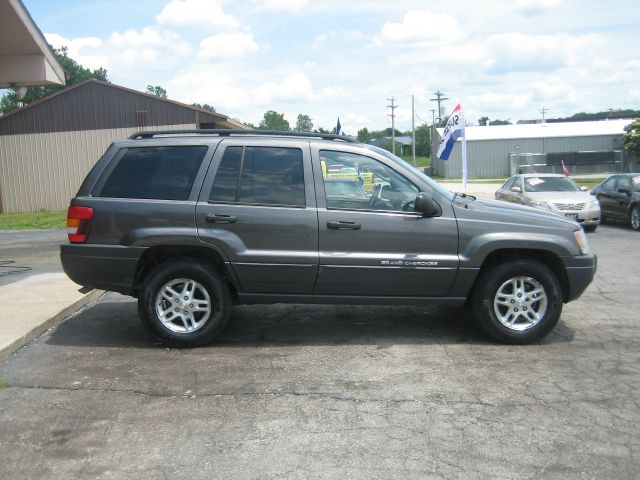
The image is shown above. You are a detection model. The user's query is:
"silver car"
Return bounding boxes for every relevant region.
[495,174,600,232]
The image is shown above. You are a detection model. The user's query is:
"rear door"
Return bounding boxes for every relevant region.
[196,138,318,294]
[313,145,459,297]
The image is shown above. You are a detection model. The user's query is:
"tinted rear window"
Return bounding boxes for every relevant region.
[94,146,208,200]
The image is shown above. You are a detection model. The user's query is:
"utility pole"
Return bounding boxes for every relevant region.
[540,106,550,123]
[411,95,416,166]
[430,109,436,164]
[387,97,397,155]
[430,90,448,124]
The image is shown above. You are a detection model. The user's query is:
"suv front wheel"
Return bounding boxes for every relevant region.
[138,260,231,347]
[473,259,562,344]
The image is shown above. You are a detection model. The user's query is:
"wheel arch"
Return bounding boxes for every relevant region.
[467,248,570,304]
[132,245,240,301]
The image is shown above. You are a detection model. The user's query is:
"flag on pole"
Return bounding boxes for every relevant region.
[437,103,464,160]
[336,118,341,135]
[437,103,468,191]
[561,160,569,176]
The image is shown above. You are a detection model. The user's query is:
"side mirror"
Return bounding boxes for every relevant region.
[580,186,588,191]
[415,192,441,217]
[510,186,522,193]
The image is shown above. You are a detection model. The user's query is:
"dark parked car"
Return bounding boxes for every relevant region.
[61,130,596,347]
[591,173,640,231]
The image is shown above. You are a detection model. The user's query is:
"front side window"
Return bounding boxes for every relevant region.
[94,146,208,200]
[320,150,418,211]
[209,146,305,207]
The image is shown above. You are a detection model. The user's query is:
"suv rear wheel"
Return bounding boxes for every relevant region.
[138,260,231,347]
[473,259,562,344]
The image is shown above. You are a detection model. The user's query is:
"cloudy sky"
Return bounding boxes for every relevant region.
[19,0,640,133]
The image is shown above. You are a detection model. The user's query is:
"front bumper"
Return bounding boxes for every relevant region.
[562,253,597,302]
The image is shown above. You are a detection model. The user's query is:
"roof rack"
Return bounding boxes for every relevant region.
[129,129,358,143]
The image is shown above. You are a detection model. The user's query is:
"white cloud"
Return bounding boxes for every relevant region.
[530,79,575,101]
[376,10,461,44]
[156,0,239,29]
[199,32,259,59]
[467,92,533,111]
[483,32,601,74]
[109,27,174,48]
[258,0,310,12]
[253,73,315,103]
[45,33,106,71]
[516,0,564,15]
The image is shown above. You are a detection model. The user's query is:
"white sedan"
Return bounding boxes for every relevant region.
[495,174,601,232]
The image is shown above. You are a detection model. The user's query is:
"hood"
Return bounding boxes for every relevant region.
[454,196,579,230]
[524,191,592,204]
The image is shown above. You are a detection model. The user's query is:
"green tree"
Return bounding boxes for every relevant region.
[478,116,489,126]
[357,127,371,143]
[191,102,216,112]
[146,85,167,98]
[414,124,431,156]
[294,114,313,132]
[0,46,109,115]
[623,118,640,157]
[258,110,290,131]
[489,119,511,126]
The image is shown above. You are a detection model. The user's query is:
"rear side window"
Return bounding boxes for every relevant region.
[94,146,208,200]
[210,146,305,207]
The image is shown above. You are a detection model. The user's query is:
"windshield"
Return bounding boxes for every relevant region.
[364,145,455,201]
[523,176,581,192]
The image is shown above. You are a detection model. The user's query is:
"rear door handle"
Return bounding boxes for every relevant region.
[206,214,237,224]
[327,220,361,230]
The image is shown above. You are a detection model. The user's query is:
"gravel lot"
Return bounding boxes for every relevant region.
[1,222,639,479]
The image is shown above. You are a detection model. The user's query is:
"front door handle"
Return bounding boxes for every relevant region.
[327,220,361,230]
[206,213,237,224]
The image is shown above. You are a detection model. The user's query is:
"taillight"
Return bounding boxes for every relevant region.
[67,206,94,243]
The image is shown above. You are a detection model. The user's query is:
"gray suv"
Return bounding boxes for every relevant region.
[61,130,596,346]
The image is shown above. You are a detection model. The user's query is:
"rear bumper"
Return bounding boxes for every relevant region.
[60,244,146,295]
[562,253,597,302]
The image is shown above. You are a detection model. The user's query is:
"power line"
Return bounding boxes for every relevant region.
[387,97,398,155]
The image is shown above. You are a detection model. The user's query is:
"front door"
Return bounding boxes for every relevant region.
[196,139,318,294]
[313,147,459,297]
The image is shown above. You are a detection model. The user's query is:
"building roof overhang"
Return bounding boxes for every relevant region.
[0,0,66,89]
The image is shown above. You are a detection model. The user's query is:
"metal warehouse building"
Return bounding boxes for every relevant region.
[432,119,637,179]
[0,79,246,212]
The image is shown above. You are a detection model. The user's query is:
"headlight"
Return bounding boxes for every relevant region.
[573,229,590,255]
[529,200,552,210]
[587,198,600,209]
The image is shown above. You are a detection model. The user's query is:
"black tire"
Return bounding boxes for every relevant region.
[583,224,597,233]
[630,205,640,231]
[472,259,563,344]
[138,260,231,347]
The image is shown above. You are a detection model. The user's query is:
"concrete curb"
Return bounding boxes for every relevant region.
[0,289,105,363]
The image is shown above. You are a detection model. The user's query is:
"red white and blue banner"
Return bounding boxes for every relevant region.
[437,103,464,160]
[437,102,468,191]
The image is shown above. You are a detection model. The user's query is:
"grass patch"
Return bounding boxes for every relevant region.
[0,209,67,230]
[400,155,430,169]
[0,378,10,388]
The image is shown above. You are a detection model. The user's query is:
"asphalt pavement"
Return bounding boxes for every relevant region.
[1,221,639,479]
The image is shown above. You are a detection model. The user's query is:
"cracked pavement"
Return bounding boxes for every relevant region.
[1,223,639,479]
